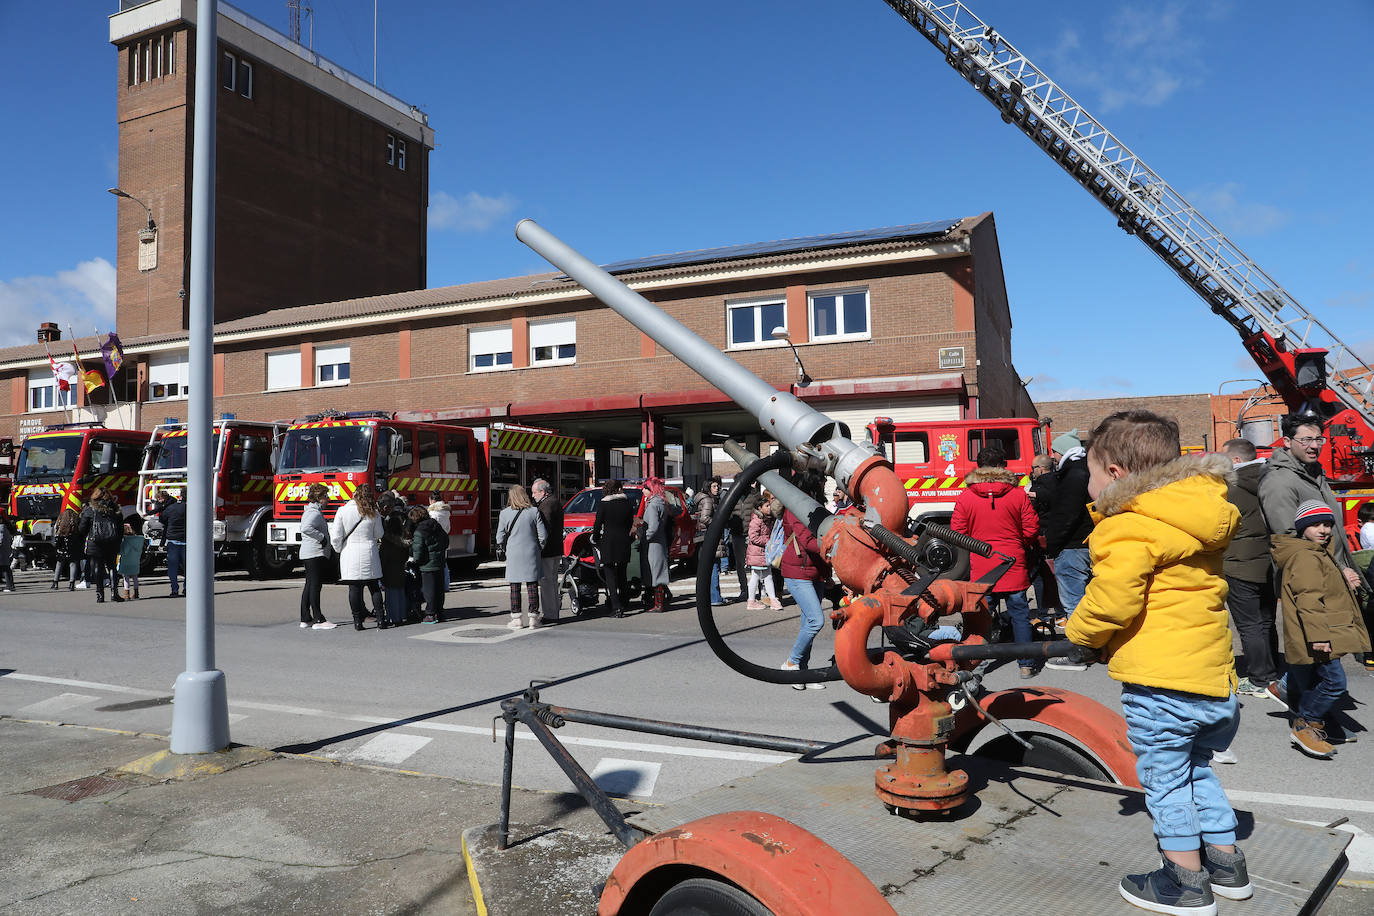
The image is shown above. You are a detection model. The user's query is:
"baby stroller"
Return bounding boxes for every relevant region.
[558,533,644,615]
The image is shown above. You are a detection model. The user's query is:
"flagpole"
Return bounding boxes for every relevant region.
[42,340,70,425]
[95,326,121,410]
[66,325,83,421]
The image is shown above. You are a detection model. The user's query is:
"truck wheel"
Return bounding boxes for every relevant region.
[139,548,159,576]
[648,878,773,916]
[243,527,295,579]
[976,732,1112,782]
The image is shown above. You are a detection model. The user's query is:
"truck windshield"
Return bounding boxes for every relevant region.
[16,435,83,481]
[278,426,373,473]
[152,433,223,471]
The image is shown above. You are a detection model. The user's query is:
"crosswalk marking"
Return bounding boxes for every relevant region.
[590,758,661,798]
[339,734,433,766]
[20,693,99,716]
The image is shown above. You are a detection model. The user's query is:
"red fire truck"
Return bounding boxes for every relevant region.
[267,414,586,569]
[136,418,283,577]
[865,416,1047,523]
[10,423,152,558]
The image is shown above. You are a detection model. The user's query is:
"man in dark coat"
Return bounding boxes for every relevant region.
[1042,430,1094,621]
[592,479,636,617]
[1222,438,1279,696]
[156,490,188,598]
[532,479,564,620]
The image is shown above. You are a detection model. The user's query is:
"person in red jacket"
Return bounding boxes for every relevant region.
[952,446,1042,677]
[779,470,832,689]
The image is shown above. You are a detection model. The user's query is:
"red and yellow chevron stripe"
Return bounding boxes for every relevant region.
[275,479,358,502]
[491,428,585,457]
[390,476,479,494]
[902,474,1031,492]
[292,420,370,429]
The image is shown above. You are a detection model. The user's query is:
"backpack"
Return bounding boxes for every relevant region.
[764,519,788,569]
[88,511,122,554]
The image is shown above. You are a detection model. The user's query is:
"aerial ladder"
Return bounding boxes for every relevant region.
[880,0,1374,490]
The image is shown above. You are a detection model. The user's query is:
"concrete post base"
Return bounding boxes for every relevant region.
[170,668,231,754]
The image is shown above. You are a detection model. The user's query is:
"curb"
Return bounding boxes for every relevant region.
[461,829,489,916]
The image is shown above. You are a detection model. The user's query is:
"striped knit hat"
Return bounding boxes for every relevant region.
[1294,499,1335,535]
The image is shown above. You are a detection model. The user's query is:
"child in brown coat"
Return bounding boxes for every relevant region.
[1271,499,1373,759]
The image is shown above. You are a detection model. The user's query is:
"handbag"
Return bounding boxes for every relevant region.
[497,507,525,561]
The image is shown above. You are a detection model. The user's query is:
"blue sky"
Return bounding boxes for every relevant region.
[1,0,1370,404]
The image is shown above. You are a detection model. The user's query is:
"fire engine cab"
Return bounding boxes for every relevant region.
[136,418,283,577]
[865,416,1046,522]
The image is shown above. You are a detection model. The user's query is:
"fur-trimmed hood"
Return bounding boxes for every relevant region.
[964,467,1021,487]
[1092,453,1237,549]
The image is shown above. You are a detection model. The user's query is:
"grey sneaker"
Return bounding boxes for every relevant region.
[1235,677,1269,698]
[1202,844,1252,900]
[1120,859,1216,915]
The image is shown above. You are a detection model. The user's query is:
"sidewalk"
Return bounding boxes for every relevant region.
[0,717,610,915]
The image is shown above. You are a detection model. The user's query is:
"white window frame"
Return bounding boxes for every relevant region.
[238,59,253,99]
[221,51,236,92]
[148,352,190,402]
[469,327,513,373]
[265,349,301,391]
[28,369,73,413]
[808,287,871,342]
[314,345,351,387]
[725,296,788,351]
[529,318,576,366]
[386,134,395,166]
[397,138,407,171]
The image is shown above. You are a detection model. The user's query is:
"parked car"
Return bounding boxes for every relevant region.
[560,482,697,560]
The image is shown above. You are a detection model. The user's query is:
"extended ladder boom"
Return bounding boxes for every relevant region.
[881,0,1374,429]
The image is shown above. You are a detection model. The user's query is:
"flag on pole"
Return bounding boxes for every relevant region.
[100,331,124,380]
[67,329,105,394]
[50,357,77,392]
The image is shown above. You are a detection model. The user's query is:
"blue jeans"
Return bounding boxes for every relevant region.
[383,585,408,624]
[1053,547,1092,616]
[784,578,824,668]
[710,554,729,603]
[166,540,186,596]
[1121,685,1240,852]
[995,591,1034,668]
[1289,657,1347,724]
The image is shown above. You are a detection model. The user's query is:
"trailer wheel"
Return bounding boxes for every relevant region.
[976,732,1113,782]
[648,878,773,916]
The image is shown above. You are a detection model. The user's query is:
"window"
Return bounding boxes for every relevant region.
[444,434,470,474]
[397,139,407,171]
[386,134,395,166]
[238,59,253,99]
[127,33,174,86]
[221,51,236,91]
[418,430,442,472]
[726,297,786,349]
[893,431,930,465]
[148,352,190,401]
[968,428,1022,461]
[314,345,350,386]
[385,134,407,169]
[470,327,513,371]
[529,319,576,366]
[93,439,145,473]
[265,350,301,391]
[809,289,870,341]
[27,369,73,413]
[377,427,413,472]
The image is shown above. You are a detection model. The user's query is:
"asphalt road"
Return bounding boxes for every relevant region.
[3,560,1374,900]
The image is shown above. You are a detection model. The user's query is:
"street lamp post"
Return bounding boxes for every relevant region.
[770,327,813,387]
[106,187,156,230]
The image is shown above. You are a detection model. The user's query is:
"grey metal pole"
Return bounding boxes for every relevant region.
[170,0,230,755]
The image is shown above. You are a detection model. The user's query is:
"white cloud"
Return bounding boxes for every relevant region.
[0,258,116,349]
[1046,2,1230,112]
[429,190,517,233]
[1184,182,1290,236]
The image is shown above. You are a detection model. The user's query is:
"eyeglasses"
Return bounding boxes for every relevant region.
[1291,436,1327,446]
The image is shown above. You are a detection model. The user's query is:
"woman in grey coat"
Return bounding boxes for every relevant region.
[497,484,548,629]
[298,483,335,629]
[641,477,673,612]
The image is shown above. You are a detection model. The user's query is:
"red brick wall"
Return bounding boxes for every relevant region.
[113,28,427,337]
[1036,394,1215,450]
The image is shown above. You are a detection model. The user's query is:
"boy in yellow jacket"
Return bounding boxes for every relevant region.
[1271,500,1372,759]
[1065,411,1244,916]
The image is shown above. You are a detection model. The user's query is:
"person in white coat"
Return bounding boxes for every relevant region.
[331,483,384,631]
[496,484,548,629]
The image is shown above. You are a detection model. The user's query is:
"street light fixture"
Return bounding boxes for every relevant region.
[107,187,156,230]
[771,327,812,387]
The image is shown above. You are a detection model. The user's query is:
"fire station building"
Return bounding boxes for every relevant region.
[0,1,1036,488]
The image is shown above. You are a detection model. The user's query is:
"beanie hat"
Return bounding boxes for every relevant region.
[1294,499,1335,535]
[1051,429,1082,455]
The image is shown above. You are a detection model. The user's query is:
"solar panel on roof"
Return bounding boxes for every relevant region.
[596,219,961,275]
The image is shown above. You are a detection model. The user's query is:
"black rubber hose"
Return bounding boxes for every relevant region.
[694,449,840,686]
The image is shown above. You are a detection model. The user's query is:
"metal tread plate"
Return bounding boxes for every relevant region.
[628,750,1348,914]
